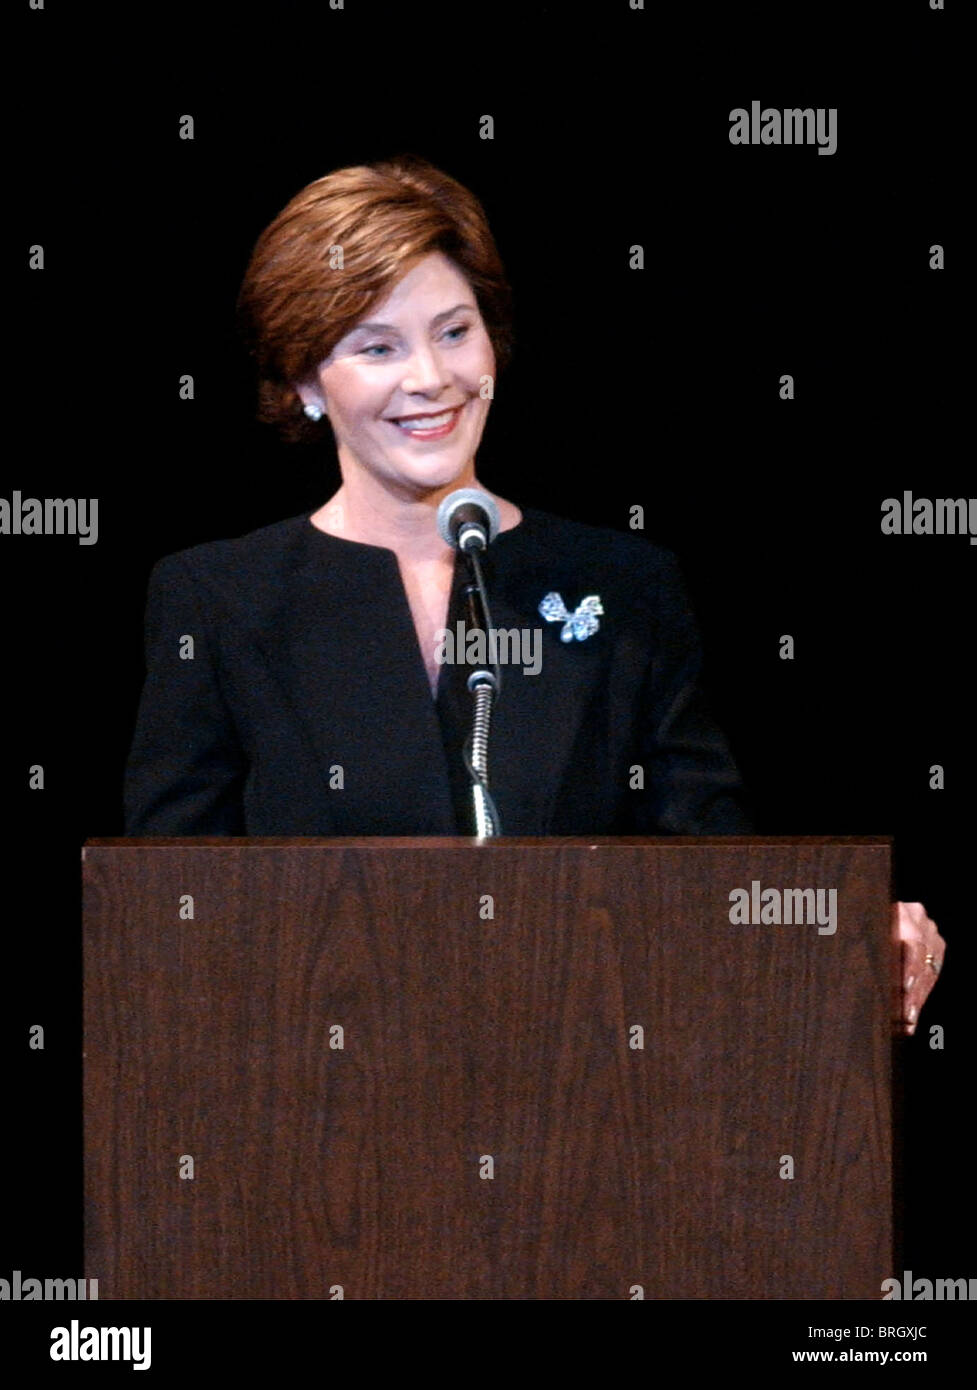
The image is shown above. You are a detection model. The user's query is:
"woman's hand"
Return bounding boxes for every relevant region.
[893,901,946,1037]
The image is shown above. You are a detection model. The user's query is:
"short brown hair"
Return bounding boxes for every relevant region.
[236,154,515,444]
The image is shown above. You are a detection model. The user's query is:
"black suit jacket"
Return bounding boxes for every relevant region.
[123,506,755,836]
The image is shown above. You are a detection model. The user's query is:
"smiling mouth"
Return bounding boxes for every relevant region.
[389,405,464,436]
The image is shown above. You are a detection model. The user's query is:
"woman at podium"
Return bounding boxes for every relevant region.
[122,155,942,1030]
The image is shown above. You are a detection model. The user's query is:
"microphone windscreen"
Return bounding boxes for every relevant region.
[437,488,501,548]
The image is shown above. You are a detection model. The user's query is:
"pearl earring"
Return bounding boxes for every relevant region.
[303,403,324,422]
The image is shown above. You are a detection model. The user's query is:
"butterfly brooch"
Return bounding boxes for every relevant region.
[538,592,604,642]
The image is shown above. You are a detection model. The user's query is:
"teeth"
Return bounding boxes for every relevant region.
[395,409,456,431]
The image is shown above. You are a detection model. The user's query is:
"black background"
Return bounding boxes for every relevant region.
[6,0,972,1366]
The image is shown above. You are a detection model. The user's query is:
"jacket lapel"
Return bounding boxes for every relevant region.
[251,530,460,833]
[438,515,613,834]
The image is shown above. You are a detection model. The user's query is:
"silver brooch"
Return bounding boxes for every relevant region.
[539,592,604,642]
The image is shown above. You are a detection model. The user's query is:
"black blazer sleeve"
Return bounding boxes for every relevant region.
[637,552,754,835]
[124,553,247,834]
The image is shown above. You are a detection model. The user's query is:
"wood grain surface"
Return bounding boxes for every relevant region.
[82,837,892,1299]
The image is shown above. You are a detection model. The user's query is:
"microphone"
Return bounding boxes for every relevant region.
[437,488,500,553]
[435,487,504,835]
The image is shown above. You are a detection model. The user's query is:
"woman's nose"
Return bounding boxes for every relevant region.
[399,343,450,394]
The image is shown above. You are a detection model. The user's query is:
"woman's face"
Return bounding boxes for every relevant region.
[302,251,496,498]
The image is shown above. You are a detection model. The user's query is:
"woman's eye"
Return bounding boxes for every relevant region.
[361,326,467,356]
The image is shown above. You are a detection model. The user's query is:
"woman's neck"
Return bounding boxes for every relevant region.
[311,472,521,565]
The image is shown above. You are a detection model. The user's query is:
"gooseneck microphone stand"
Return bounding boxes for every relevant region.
[461,562,502,837]
[436,489,504,837]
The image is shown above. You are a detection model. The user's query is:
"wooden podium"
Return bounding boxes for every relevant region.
[82,836,894,1300]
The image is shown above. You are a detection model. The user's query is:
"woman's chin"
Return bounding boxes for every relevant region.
[390,454,474,493]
